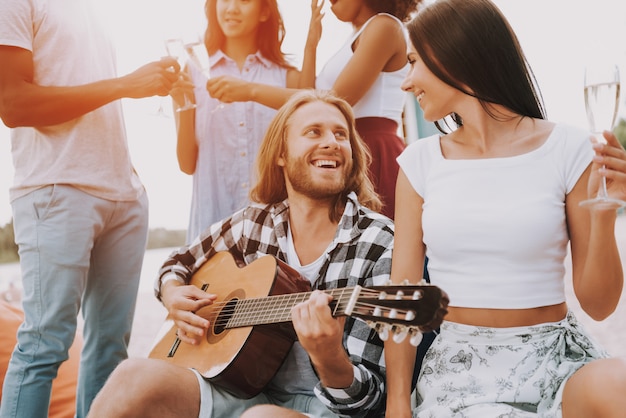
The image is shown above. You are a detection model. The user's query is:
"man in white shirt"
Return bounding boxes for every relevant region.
[0,1,180,416]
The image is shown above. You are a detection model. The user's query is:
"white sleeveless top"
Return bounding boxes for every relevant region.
[397,124,593,309]
[316,13,409,126]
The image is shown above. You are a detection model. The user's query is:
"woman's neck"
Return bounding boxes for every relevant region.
[223,36,258,69]
[445,115,553,159]
[351,7,376,30]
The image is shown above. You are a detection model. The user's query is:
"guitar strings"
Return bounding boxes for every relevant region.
[204,288,416,328]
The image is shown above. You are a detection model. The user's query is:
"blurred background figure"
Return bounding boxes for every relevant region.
[0,0,180,416]
[172,0,307,242]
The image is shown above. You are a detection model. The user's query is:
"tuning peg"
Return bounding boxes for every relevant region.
[394,290,404,299]
[392,329,408,343]
[405,310,415,321]
[378,291,388,300]
[409,329,423,346]
[412,290,422,300]
[378,325,389,341]
[402,279,410,285]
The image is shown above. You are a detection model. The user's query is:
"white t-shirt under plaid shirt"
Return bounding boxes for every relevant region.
[156,192,394,417]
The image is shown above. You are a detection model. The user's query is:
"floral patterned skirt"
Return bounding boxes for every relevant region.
[414,311,608,417]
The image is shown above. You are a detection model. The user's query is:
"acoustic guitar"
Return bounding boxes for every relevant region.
[149,251,443,398]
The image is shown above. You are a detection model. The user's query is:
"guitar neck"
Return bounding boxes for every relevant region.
[222,287,357,329]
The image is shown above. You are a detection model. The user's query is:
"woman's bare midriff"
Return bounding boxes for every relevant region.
[445,302,569,327]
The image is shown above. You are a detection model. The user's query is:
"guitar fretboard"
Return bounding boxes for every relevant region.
[216,287,359,329]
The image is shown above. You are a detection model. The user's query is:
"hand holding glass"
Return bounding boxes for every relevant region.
[164,38,196,112]
[186,41,227,113]
[579,64,625,208]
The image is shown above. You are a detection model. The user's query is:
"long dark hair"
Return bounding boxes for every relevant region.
[406,0,546,131]
[204,0,293,68]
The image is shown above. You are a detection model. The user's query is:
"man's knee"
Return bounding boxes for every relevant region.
[90,358,203,418]
[89,359,157,416]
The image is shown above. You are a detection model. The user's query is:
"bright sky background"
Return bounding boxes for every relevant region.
[1,0,626,230]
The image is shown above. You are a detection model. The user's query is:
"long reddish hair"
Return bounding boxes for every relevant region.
[204,0,293,69]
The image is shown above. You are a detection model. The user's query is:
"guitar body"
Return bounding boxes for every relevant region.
[148,252,311,398]
[150,252,445,399]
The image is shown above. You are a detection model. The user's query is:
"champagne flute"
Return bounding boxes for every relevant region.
[164,38,197,112]
[186,41,227,113]
[579,63,625,208]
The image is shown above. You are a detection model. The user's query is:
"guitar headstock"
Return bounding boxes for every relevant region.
[343,282,443,347]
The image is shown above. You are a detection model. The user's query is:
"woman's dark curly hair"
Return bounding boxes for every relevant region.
[364,0,423,22]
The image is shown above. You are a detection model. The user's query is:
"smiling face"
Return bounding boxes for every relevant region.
[278,101,353,201]
[216,0,269,39]
[402,43,461,122]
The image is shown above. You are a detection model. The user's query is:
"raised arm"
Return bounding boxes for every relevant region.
[330,14,407,106]
[297,0,324,89]
[0,46,179,128]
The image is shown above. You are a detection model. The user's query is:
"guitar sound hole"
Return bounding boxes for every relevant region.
[213,298,238,335]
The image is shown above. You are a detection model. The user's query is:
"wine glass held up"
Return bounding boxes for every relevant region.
[579,63,626,209]
[186,41,227,113]
[164,38,197,112]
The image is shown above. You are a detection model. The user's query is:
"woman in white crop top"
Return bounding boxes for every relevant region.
[384,0,626,417]
[204,0,423,219]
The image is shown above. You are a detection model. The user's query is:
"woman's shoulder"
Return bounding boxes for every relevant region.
[548,123,593,150]
[405,134,441,152]
[551,122,591,139]
[398,134,441,166]
[356,13,407,70]
[361,13,405,36]
[370,13,404,26]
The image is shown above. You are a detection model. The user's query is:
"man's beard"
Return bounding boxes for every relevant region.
[284,155,351,200]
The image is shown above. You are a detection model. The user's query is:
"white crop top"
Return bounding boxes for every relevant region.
[397,124,593,309]
[315,13,409,126]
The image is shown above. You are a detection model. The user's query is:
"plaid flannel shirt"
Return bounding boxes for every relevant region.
[155,192,394,417]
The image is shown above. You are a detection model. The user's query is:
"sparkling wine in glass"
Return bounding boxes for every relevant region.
[579,64,625,208]
[186,41,227,113]
[164,38,196,112]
